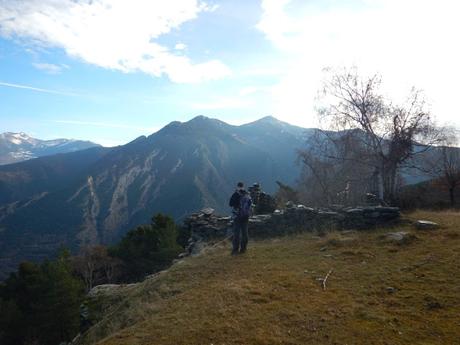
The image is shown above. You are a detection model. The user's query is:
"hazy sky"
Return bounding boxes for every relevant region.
[1,0,459,146]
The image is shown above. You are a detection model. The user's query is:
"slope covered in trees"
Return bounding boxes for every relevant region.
[0,213,181,345]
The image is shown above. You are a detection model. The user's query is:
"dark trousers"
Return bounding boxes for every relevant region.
[232,218,249,253]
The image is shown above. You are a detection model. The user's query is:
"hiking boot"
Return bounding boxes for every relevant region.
[231,250,239,256]
[239,248,246,254]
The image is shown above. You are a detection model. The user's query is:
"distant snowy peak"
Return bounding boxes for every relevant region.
[36,138,75,148]
[2,132,74,145]
[0,132,100,165]
[1,132,35,145]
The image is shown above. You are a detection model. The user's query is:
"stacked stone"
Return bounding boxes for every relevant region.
[341,206,400,229]
[182,208,231,255]
[181,203,401,255]
[248,204,319,237]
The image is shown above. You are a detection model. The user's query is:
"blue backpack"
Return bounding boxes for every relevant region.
[238,193,252,219]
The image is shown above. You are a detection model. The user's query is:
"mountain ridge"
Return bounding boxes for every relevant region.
[0,132,101,165]
[0,115,310,279]
[0,115,445,280]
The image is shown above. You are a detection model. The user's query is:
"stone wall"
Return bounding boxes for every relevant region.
[181,203,400,255]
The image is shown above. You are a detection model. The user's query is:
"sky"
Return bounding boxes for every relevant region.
[0,0,459,147]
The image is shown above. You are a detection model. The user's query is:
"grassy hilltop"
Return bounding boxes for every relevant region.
[78,210,460,345]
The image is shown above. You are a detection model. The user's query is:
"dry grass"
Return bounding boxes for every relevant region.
[83,210,460,345]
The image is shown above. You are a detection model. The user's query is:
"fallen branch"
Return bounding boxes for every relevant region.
[322,269,333,290]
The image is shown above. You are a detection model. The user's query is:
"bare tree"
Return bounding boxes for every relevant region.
[422,129,460,207]
[311,67,439,204]
[298,129,374,206]
[72,246,97,291]
[436,146,460,206]
[72,245,121,291]
[298,148,336,205]
[274,180,299,206]
[100,252,122,283]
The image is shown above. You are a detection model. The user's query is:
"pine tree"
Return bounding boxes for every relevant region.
[110,213,181,281]
[0,249,84,345]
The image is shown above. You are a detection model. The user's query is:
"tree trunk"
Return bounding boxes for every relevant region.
[380,164,391,205]
[381,163,398,206]
[449,187,455,207]
[389,165,398,205]
[377,171,384,200]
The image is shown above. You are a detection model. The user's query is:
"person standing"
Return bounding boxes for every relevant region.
[229,182,252,255]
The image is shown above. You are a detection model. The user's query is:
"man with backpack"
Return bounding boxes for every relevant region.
[229,182,252,255]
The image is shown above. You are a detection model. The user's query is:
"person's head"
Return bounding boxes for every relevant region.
[237,182,244,191]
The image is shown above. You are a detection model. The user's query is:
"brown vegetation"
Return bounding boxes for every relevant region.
[78,210,460,345]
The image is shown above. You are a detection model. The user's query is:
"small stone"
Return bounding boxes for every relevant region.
[368,211,380,218]
[320,246,328,252]
[383,231,417,245]
[341,230,357,235]
[285,201,295,208]
[201,207,215,216]
[385,232,408,241]
[377,206,400,213]
[426,301,442,310]
[318,211,340,217]
[346,208,364,214]
[415,220,439,230]
[424,296,443,310]
[386,286,397,294]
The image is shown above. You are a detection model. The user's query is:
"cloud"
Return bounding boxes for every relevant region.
[0,0,230,83]
[32,62,68,74]
[175,43,187,50]
[0,81,78,96]
[257,0,460,128]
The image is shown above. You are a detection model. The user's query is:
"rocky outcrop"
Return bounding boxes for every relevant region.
[76,283,138,341]
[182,203,401,255]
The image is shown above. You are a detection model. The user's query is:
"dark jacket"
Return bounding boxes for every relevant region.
[229,189,251,220]
[229,189,243,210]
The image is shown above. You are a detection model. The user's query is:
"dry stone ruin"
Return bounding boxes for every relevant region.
[181,202,401,255]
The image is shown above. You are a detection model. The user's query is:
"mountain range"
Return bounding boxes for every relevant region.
[0,116,311,279]
[0,132,100,165]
